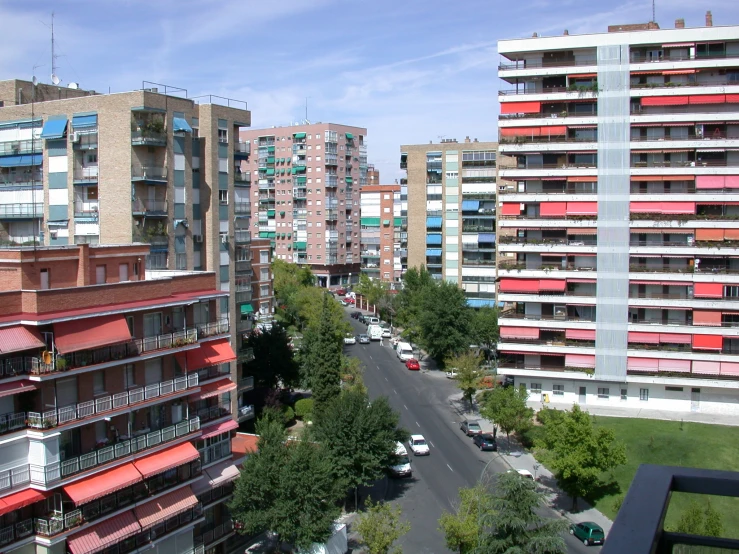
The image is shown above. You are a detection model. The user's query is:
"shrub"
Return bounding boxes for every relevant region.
[295,398,314,420]
[282,406,295,424]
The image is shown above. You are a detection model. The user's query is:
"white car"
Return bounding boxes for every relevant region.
[446,369,458,379]
[408,434,430,456]
[343,334,356,345]
[382,328,392,338]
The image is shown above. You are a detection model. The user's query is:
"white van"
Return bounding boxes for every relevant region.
[388,441,412,477]
[396,342,414,362]
[368,317,380,326]
[367,324,383,341]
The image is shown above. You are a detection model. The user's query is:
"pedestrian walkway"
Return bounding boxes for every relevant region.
[530,399,739,427]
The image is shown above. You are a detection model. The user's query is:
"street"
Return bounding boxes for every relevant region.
[345,311,600,553]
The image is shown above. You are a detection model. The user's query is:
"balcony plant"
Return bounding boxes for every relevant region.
[55,357,68,371]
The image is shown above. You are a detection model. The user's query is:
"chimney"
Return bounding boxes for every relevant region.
[706,10,713,26]
[474,138,479,143]
[464,136,471,143]
[77,243,90,287]
[532,32,538,37]
[675,18,685,29]
[563,29,569,35]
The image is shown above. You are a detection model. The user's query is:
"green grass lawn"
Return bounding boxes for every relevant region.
[546,417,739,537]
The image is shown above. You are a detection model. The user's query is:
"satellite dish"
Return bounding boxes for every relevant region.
[32,76,38,86]
[68,82,79,89]
[51,74,60,85]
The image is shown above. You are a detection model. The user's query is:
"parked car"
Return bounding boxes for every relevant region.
[472,433,497,451]
[460,419,482,436]
[358,334,370,344]
[446,369,458,379]
[345,296,355,304]
[357,314,367,324]
[408,434,430,456]
[335,288,347,296]
[508,469,535,480]
[381,328,392,338]
[405,358,420,371]
[351,311,362,319]
[388,442,412,478]
[569,522,605,546]
[343,334,356,345]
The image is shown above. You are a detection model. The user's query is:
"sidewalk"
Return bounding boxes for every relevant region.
[529,399,739,427]
[451,392,613,534]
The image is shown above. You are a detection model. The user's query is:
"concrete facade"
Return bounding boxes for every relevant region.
[359,185,402,284]
[238,123,367,288]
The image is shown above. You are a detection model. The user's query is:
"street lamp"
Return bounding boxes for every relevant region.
[479,450,522,485]
[533,463,541,482]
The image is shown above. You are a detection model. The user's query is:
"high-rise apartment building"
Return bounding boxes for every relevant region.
[359,185,405,284]
[400,138,499,306]
[0,243,245,554]
[496,15,739,414]
[0,80,256,425]
[238,124,367,288]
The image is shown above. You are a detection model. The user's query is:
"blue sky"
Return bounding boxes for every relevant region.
[1,0,737,181]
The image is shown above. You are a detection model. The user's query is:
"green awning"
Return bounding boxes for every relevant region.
[267,210,276,217]
[294,241,307,250]
[394,217,403,226]
[268,232,276,238]
[295,176,307,184]
[293,132,306,139]
[345,133,354,140]
[259,231,269,238]
[266,169,275,176]
[361,217,380,226]
[267,146,275,153]
[292,167,306,174]
[280,211,286,216]
[258,167,268,172]
[287,233,292,239]
[383,219,391,226]
[345,177,353,184]
[267,157,275,164]
[241,304,254,315]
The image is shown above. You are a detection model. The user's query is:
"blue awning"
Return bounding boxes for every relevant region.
[72,115,97,129]
[426,217,442,228]
[467,298,496,308]
[426,234,442,245]
[40,119,68,139]
[173,117,193,133]
[426,249,442,257]
[462,200,480,211]
[0,154,42,167]
[478,233,496,243]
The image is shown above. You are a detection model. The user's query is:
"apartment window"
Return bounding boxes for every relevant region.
[40,268,50,290]
[260,284,270,297]
[260,250,269,264]
[133,262,139,278]
[119,263,129,282]
[598,387,609,399]
[384,259,390,265]
[218,129,228,143]
[621,388,628,401]
[260,268,269,281]
[124,364,136,389]
[553,384,564,396]
[383,207,390,213]
[93,372,105,396]
[384,194,390,200]
[384,246,390,252]
[143,312,163,338]
[384,272,391,279]
[95,265,106,285]
[666,386,684,392]
[219,190,229,204]
[126,316,134,335]
[726,286,739,298]
[640,388,649,401]
[530,383,542,394]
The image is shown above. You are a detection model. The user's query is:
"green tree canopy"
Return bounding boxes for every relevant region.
[356,497,410,554]
[471,307,499,352]
[294,286,350,338]
[478,471,567,553]
[229,418,343,550]
[438,485,495,554]
[674,500,724,538]
[312,390,406,494]
[418,280,472,362]
[445,351,484,413]
[273,259,315,300]
[479,385,534,450]
[243,324,299,390]
[355,273,390,309]
[393,266,435,345]
[535,404,627,509]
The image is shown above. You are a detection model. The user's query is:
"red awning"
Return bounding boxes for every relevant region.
[539,279,566,292]
[659,358,691,373]
[662,202,695,214]
[201,418,239,440]
[135,486,198,530]
[176,338,236,371]
[193,378,237,400]
[0,380,38,399]
[721,363,739,376]
[693,360,721,375]
[727,94,739,103]
[64,463,143,506]
[567,202,597,215]
[693,335,723,351]
[133,442,200,479]
[541,125,567,136]
[663,69,696,75]
[67,511,141,554]
[500,203,522,216]
[500,127,541,137]
[696,229,724,241]
[565,329,596,340]
[660,333,691,344]
[0,326,46,354]
[567,176,596,182]
[500,101,541,114]
[568,228,597,235]
[499,279,539,293]
[696,176,725,189]
[627,357,659,371]
[694,283,724,299]
[540,202,567,217]
[570,73,597,79]
[0,489,51,516]
[500,327,540,340]
[54,315,132,355]
[641,96,689,106]
[565,354,596,369]
[628,332,660,344]
[690,94,725,104]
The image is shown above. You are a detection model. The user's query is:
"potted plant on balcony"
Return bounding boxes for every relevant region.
[56,357,68,371]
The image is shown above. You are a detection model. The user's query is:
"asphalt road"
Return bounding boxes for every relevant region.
[345,310,600,554]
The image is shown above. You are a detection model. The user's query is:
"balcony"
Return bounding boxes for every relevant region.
[462,259,496,266]
[195,519,235,549]
[325,209,338,220]
[0,173,42,187]
[196,481,234,508]
[74,133,98,150]
[131,130,167,146]
[234,141,250,157]
[234,172,250,184]
[293,187,307,199]
[325,176,338,187]
[0,203,44,219]
[197,317,230,339]
[0,518,32,549]
[238,348,255,364]
[0,139,41,156]
[194,400,231,425]
[237,376,254,392]
[74,200,99,219]
[72,166,99,183]
[132,199,168,216]
[234,202,250,215]
[0,417,201,493]
[27,373,199,431]
[237,405,255,422]
[131,166,167,183]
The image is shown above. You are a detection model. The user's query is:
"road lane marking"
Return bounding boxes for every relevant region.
[429,441,435,448]
[415,421,420,427]
[384,377,388,381]
[394,389,398,394]
[446,464,454,472]
[403,404,408,410]
[377,365,381,370]
[369,355,373,360]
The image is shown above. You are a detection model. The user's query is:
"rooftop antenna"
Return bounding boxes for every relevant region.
[31,68,40,252]
[652,0,656,23]
[50,12,60,85]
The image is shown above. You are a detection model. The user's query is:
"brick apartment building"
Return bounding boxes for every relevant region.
[0,243,249,554]
[359,185,407,284]
[0,79,257,428]
[238,123,367,288]
[400,138,500,306]
[248,238,274,323]
[496,14,739,413]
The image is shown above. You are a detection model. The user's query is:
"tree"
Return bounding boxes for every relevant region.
[418,281,472,362]
[393,266,435,345]
[355,273,389,312]
[243,324,299,390]
[294,286,350,338]
[356,497,410,554]
[341,355,367,395]
[273,259,315,300]
[471,307,499,356]
[301,294,344,412]
[230,418,344,551]
[477,471,567,553]
[674,500,724,537]
[312,390,406,504]
[446,351,484,413]
[479,385,534,451]
[438,485,495,554]
[535,404,627,510]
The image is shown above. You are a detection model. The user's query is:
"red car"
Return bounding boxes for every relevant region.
[335,288,347,296]
[405,358,420,371]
